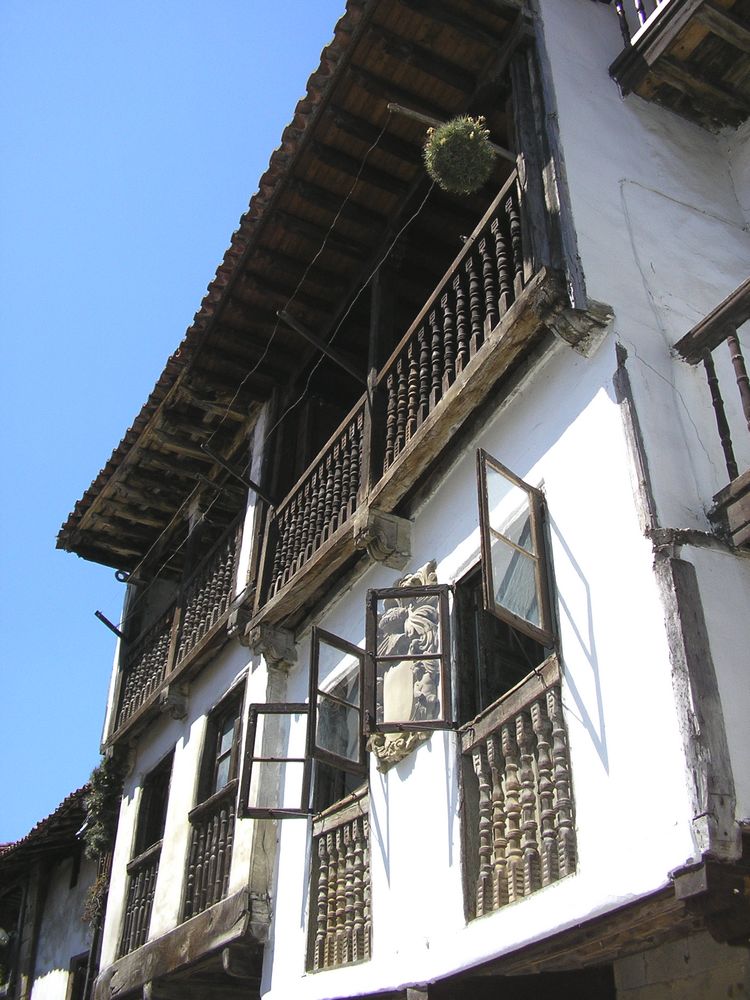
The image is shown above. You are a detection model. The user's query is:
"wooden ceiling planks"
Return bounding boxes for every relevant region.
[58,0,523,572]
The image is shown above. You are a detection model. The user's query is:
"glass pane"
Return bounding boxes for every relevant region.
[318,640,361,708]
[246,759,307,812]
[486,465,535,554]
[376,592,441,657]
[218,717,235,758]
[214,754,231,792]
[315,695,360,762]
[490,535,539,627]
[376,657,443,726]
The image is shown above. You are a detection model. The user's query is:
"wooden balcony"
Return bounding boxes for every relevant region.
[252,170,582,631]
[118,841,161,956]
[609,0,750,130]
[183,780,238,921]
[674,277,750,548]
[109,517,243,745]
[460,656,576,919]
[308,787,371,972]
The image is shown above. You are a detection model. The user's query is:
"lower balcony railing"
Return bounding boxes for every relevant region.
[308,787,371,971]
[182,780,237,920]
[460,656,576,919]
[675,277,750,548]
[118,841,161,956]
[112,517,242,737]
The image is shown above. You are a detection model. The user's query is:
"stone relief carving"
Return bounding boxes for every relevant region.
[367,560,441,772]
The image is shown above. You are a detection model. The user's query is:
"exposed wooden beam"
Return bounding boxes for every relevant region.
[654,58,750,116]
[311,140,409,195]
[176,386,248,423]
[695,1,750,54]
[236,270,335,314]
[278,309,367,385]
[370,25,477,93]
[350,64,452,121]
[273,209,368,259]
[252,246,347,290]
[286,177,387,227]
[387,102,515,162]
[396,0,509,49]
[326,104,420,163]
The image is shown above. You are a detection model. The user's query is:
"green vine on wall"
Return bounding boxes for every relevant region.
[82,753,126,861]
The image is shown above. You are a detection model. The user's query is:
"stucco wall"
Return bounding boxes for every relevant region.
[29,854,96,1000]
[260,338,698,1000]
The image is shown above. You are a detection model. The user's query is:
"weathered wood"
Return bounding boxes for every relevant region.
[95,889,264,1000]
[695,2,750,54]
[386,103,515,162]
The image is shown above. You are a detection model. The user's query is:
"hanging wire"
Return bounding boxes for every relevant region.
[260,181,436,450]
[98,106,401,630]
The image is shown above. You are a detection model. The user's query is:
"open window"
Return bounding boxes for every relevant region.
[240,628,365,818]
[364,584,452,732]
[476,449,555,647]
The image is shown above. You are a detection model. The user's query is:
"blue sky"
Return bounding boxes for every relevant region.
[0,0,345,842]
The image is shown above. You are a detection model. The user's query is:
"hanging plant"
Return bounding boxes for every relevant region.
[423,115,496,195]
[82,753,127,861]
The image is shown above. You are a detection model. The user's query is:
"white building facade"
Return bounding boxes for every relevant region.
[58,2,750,998]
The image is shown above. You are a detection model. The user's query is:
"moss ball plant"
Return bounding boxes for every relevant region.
[423,115,496,195]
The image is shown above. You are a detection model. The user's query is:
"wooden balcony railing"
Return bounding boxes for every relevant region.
[116,611,174,730]
[460,656,576,919]
[257,167,562,617]
[309,788,371,971]
[183,779,237,920]
[267,404,365,599]
[378,171,525,472]
[611,0,667,44]
[675,277,750,546]
[183,779,238,920]
[118,841,161,956]
[113,516,243,737]
[175,524,239,665]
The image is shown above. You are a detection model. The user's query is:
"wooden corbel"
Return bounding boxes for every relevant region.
[159,683,188,720]
[352,506,411,569]
[245,623,297,672]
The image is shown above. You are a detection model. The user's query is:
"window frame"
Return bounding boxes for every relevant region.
[307,626,367,777]
[133,751,173,858]
[476,448,555,648]
[365,583,453,734]
[239,703,312,819]
[197,690,243,805]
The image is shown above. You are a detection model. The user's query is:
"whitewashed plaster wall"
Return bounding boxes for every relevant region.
[99,638,255,967]
[29,854,97,1000]
[538,0,750,525]
[259,339,698,1000]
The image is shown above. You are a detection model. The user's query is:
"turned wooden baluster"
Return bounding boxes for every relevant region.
[705,348,739,477]
[352,817,366,961]
[298,481,313,565]
[501,721,524,901]
[466,253,483,358]
[486,732,508,910]
[314,465,327,549]
[454,273,470,374]
[442,290,456,392]
[516,711,541,895]
[340,431,351,522]
[531,697,559,886]
[314,836,328,970]
[418,326,431,422]
[547,686,576,877]
[479,236,498,334]
[384,371,396,471]
[325,832,338,967]
[634,0,648,24]
[349,419,361,509]
[331,443,343,533]
[508,192,525,296]
[472,743,493,916]
[343,824,355,964]
[323,454,335,542]
[726,326,750,435]
[492,216,512,316]
[396,355,407,456]
[363,817,372,959]
[429,310,442,409]
[335,826,347,965]
[407,341,419,440]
